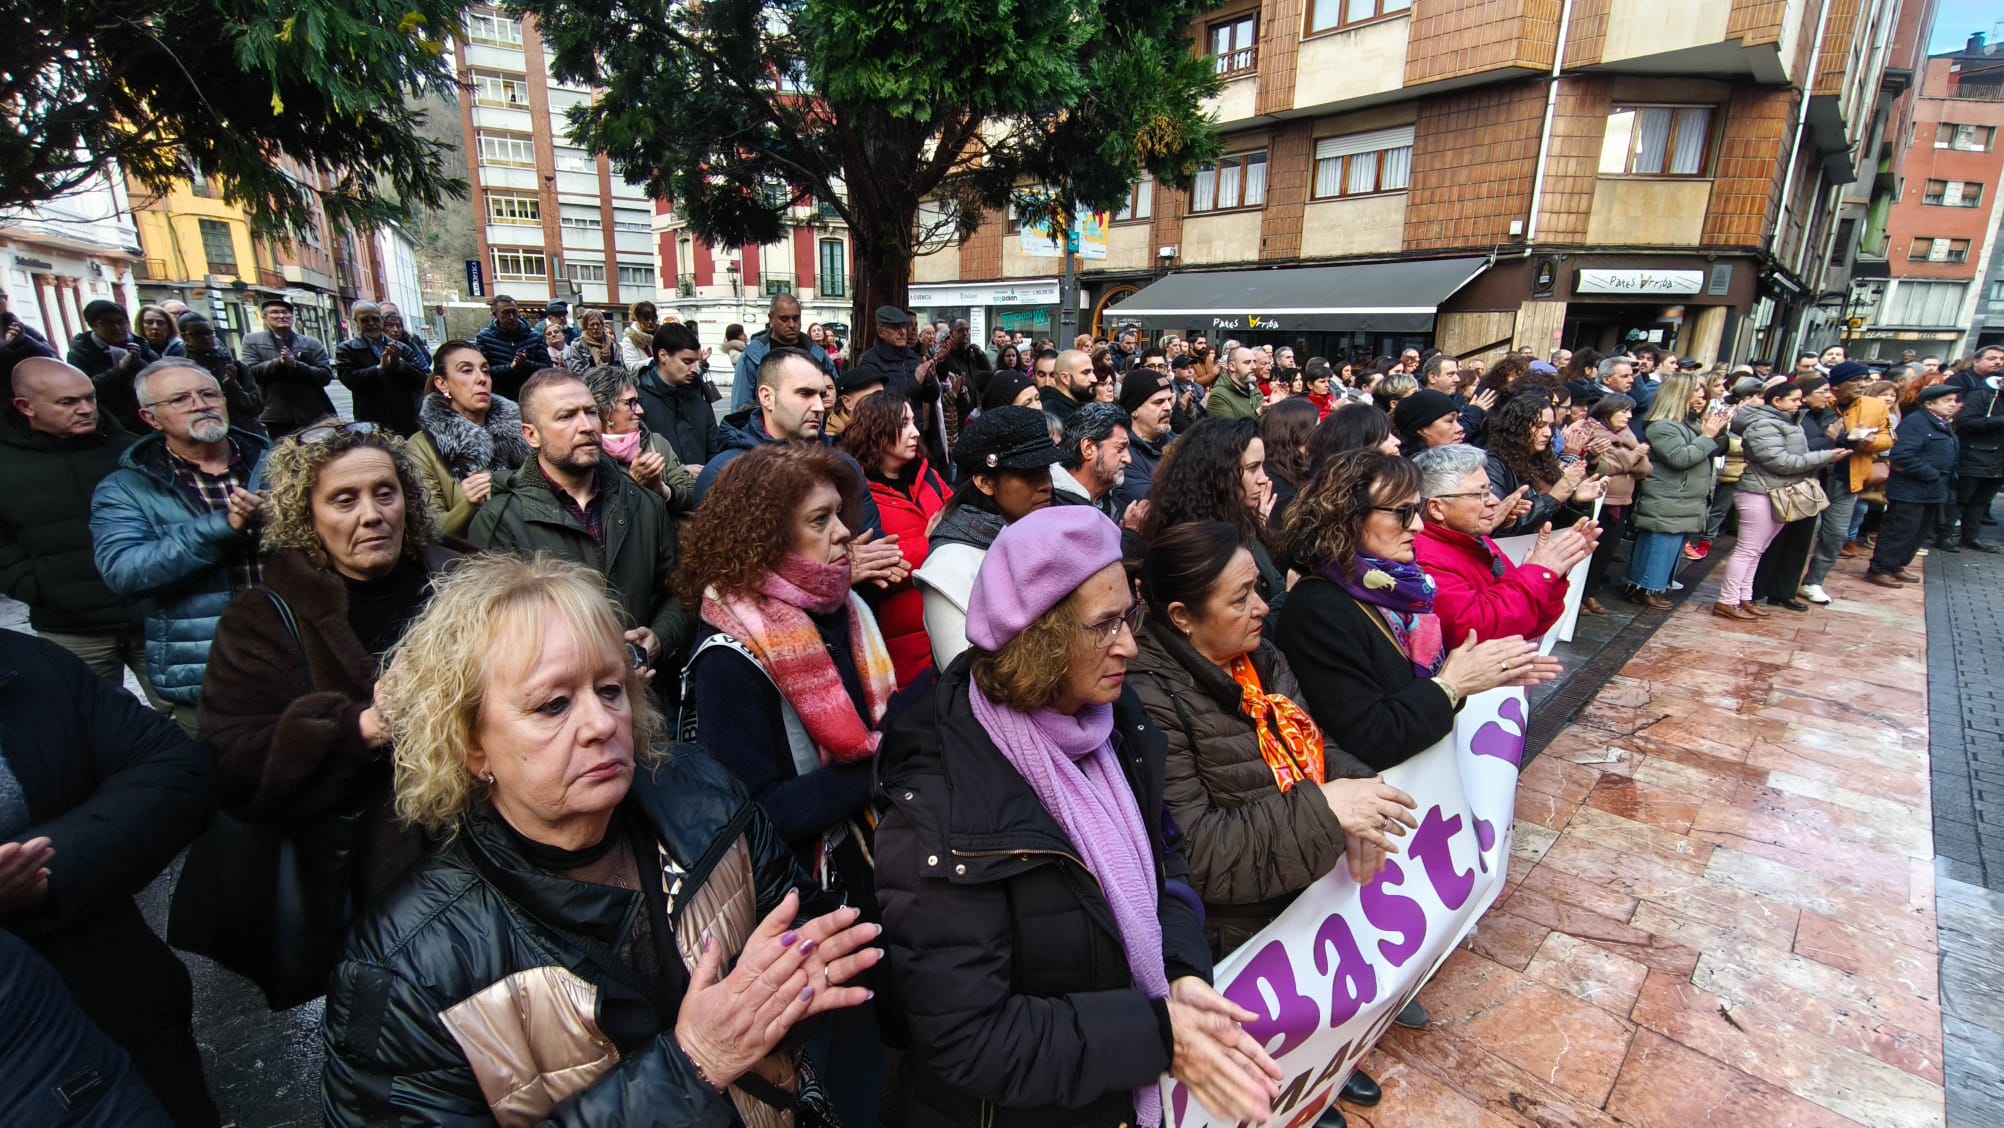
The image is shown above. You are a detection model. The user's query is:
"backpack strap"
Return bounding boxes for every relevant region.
[680,633,817,778]
[261,588,312,692]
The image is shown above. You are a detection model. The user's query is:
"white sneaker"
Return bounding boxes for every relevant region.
[1668,580,1685,591]
[1799,584,1830,605]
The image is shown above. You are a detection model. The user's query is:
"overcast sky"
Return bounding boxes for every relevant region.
[1930,0,2001,54]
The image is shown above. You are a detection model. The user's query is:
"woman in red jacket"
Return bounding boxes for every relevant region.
[840,392,950,686]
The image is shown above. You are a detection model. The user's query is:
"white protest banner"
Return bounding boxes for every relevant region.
[1494,497,1601,647]
[1162,684,1529,1126]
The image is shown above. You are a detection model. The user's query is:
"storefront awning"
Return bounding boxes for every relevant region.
[1113,257,1491,334]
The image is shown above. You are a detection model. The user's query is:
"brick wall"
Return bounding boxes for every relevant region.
[1260,121,1316,258]
[1534,77,1613,243]
[1403,83,1548,251]
[1405,0,1561,87]
[1256,0,1304,115]
[1563,0,1610,65]
[1702,85,1795,246]
[1727,0,1788,47]
[1812,0,1862,98]
[962,208,1005,281]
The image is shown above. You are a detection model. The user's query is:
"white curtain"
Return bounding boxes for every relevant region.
[1218,161,1243,209]
[1382,146,1412,190]
[1314,156,1343,198]
[1669,108,1710,174]
[1243,155,1268,206]
[1634,108,1672,174]
[1193,166,1217,212]
[1347,152,1377,195]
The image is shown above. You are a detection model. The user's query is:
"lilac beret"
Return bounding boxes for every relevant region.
[966,506,1124,651]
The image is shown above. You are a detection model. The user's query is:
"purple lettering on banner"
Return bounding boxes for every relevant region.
[1409,807,1475,911]
[1470,697,1528,767]
[1312,914,1376,1028]
[1223,939,1322,1058]
[1359,859,1427,966]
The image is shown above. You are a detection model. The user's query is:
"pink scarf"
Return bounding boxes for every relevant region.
[969,684,1168,1125]
[701,554,895,764]
[602,429,645,465]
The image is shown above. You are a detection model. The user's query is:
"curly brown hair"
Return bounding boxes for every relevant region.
[676,443,863,601]
[836,392,911,475]
[1278,449,1420,577]
[970,594,1081,713]
[261,424,437,567]
[1487,390,1562,492]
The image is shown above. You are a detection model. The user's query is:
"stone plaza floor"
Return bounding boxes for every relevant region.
[1340,550,1972,1128]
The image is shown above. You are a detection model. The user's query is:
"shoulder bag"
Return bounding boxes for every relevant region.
[166,589,368,1010]
[1768,476,1830,523]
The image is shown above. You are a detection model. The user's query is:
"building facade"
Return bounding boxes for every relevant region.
[921,0,1911,368]
[1,171,141,350]
[652,199,857,343]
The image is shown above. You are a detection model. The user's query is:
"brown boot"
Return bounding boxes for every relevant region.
[1864,571,1905,589]
[1713,602,1757,620]
[1893,569,1921,583]
[1840,542,1863,558]
[1646,593,1674,611]
[1739,600,1771,618]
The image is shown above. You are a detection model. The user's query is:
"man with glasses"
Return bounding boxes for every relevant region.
[1412,443,1598,644]
[242,296,336,438]
[336,299,427,436]
[91,358,271,733]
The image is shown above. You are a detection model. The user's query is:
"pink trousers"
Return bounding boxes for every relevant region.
[1720,491,1782,604]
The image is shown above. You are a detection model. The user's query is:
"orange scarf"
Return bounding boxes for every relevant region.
[1229,655,1327,793]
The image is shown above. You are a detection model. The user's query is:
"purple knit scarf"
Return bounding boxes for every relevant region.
[969,682,1169,1125]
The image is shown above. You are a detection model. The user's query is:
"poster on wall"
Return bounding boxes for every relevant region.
[1019,205,1110,260]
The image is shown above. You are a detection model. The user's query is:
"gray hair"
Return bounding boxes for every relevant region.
[580,364,637,414]
[1412,444,1489,500]
[350,299,382,320]
[133,356,216,410]
[1041,410,1066,445]
[1060,402,1130,469]
[1597,356,1633,380]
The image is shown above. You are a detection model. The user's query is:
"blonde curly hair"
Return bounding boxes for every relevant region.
[379,553,667,833]
[260,423,437,566]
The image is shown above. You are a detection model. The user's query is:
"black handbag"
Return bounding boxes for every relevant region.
[166,590,367,1010]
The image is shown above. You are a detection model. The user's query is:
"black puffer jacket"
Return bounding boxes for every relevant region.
[0,409,137,632]
[1128,624,1373,956]
[323,747,827,1126]
[1950,368,2004,479]
[875,657,1210,1128]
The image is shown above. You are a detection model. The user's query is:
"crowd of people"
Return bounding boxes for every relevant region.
[2,279,2001,1127]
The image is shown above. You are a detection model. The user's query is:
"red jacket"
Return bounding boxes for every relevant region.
[1415,522,1569,646]
[868,459,952,687]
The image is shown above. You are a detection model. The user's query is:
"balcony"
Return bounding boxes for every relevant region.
[133,258,170,281]
[258,268,286,290]
[763,275,795,296]
[676,274,697,298]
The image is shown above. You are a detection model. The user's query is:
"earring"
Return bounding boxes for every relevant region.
[481,771,495,784]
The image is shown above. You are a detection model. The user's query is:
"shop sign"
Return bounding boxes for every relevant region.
[1573,269,1704,296]
[1532,257,1558,297]
[1019,205,1110,261]
[1209,314,1285,331]
[909,281,1060,306]
[12,255,55,271]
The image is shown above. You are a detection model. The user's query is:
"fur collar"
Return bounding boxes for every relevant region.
[419,393,529,480]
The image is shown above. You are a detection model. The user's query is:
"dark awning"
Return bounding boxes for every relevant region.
[1113,257,1491,334]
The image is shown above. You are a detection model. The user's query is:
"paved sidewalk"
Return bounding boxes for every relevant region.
[1345,561,1947,1127]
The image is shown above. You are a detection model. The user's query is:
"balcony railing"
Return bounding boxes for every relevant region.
[763,275,795,296]
[1214,46,1257,78]
[1947,82,2004,101]
[133,258,169,281]
[676,274,697,297]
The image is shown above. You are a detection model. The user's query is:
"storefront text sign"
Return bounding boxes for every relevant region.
[1573,269,1704,296]
[1209,315,1284,330]
[909,281,1060,306]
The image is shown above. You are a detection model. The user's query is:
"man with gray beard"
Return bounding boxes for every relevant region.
[90,358,271,733]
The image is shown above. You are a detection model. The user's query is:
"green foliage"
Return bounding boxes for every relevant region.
[518,0,1221,310]
[3,0,468,235]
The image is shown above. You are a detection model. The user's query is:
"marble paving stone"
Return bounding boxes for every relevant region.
[1702,787,1933,860]
[1538,837,1799,935]
[1518,755,1607,807]
[1794,911,1939,1003]
[1510,860,1643,922]
[1516,789,1582,831]
[1505,879,1703,976]
[1764,770,1934,832]
[1629,971,1946,1128]
[1689,821,1913,901]
[1372,1019,1630,1128]
[1580,773,1701,834]
[1560,804,1715,874]
[1626,749,1754,802]
[1606,1029,1875,1128]
[1690,954,1944,1084]
[1338,1054,1518,1128]
[1702,847,1937,952]
[1423,949,1646,1105]
[1745,738,1931,806]
[1523,930,1649,1017]
[1460,907,1551,972]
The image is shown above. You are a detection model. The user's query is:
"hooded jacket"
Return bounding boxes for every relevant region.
[89,429,271,703]
[1734,404,1845,496]
[1127,624,1371,956]
[1118,427,1172,509]
[0,409,137,632]
[241,329,336,435]
[874,657,1209,1127]
[322,748,829,1126]
[406,392,530,536]
[729,330,837,412]
[468,454,692,659]
[1206,373,1263,420]
[911,505,1005,670]
[634,365,724,468]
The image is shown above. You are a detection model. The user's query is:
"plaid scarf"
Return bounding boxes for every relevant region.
[1228,655,1327,793]
[701,554,895,764]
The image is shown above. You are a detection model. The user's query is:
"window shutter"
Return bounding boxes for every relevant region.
[1314,126,1416,163]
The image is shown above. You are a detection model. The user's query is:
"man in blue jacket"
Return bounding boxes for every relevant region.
[1867,383,1962,587]
[729,293,836,412]
[90,359,271,733]
[473,294,550,400]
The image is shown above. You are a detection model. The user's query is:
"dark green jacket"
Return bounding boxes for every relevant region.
[0,410,138,632]
[468,455,691,660]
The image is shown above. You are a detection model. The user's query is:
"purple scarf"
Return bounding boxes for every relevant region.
[1321,554,1447,678]
[969,683,1169,1125]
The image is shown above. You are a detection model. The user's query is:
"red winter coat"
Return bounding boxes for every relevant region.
[1415,522,1569,646]
[868,460,952,687]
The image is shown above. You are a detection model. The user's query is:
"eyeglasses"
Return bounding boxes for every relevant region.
[1429,491,1491,502]
[1371,504,1424,527]
[1081,603,1145,648]
[142,388,226,412]
[295,420,380,444]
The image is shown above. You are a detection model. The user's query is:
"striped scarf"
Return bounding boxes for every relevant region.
[701,553,895,764]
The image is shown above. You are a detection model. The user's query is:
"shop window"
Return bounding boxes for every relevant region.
[1312,127,1414,198]
[1191,152,1268,213]
[1210,15,1257,78]
[1115,177,1154,223]
[1307,0,1412,34]
[1907,237,1971,263]
[1936,123,1996,152]
[1599,106,1713,176]
[1923,180,1984,207]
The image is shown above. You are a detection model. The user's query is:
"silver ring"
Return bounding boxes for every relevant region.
[1499,661,1510,673]
[822,966,832,985]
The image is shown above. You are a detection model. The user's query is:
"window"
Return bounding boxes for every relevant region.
[1936,123,1996,151]
[1312,127,1415,198]
[470,69,530,108]
[492,248,546,279]
[486,193,541,225]
[197,219,237,271]
[1923,179,1985,207]
[1907,237,1972,263]
[1210,16,1257,77]
[1190,152,1268,212]
[476,131,537,168]
[818,239,847,297]
[565,261,607,283]
[464,11,523,48]
[1308,0,1412,34]
[1598,106,1713,176]
[1887,281,1967,325]
[1116,177,1154,222]
[1988,279,2004,304]
[617,264,655,287]
[612,208,651,233]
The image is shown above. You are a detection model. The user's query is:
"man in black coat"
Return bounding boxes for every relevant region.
[0,929,173,1125]
[1947,344,2004,552]
[1868,384,1963,586]
[240,296,337,438]
[473,294,550,401]
[334,299,427,436]
[65,300,159,433]
[851,306,945,467]
[634,320,723,470]
[0,631,215,1124]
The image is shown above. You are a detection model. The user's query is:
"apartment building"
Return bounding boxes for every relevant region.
[1,170,141,348]
[1850,31,2004,359]
[653,198,858,342]
[919,0,1908,367]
